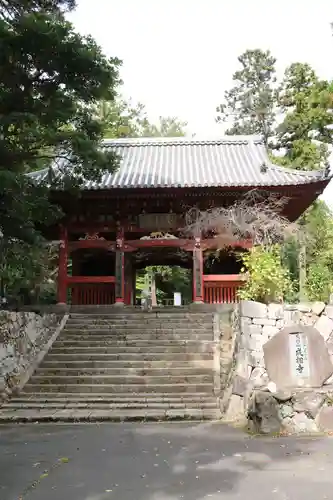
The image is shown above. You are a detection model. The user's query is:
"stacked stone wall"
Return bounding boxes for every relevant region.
[0,311,63,401]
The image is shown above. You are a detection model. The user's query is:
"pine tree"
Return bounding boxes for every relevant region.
[216,49,277,144]
[275,63,333,170]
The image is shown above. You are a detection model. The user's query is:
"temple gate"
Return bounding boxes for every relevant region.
[30,136,330,306]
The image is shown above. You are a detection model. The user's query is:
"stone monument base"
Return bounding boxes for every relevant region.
[247,386,333,435]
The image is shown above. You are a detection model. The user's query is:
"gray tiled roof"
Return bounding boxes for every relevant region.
[30,136,330,189]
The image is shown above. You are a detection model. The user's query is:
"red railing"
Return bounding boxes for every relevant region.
[68,276,115,305]
[203,275,245,304]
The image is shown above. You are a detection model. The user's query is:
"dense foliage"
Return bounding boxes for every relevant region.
[302,201,333,301]
[0,0,121,299]
[238,246,293,304]
[0,6,121,243]
[0,239,57,305]
[97,98,188,139]
[217,47,333,303]
[217,51,333,170]
[136,266,192,305]
[274,63,333,170]
[0,0,76,17]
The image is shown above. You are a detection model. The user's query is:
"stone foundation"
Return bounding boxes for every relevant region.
[0,310,64,400]
[248,387,333,434]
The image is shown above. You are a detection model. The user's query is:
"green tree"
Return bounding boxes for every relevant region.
[0,2,121,244]
[0,0,76,17]
[96,98,147,139]
[0,238,57,304]
[153,266,192,304]
[274,63,333,170]
[216,49,277,143]
[140,116,187,137]
[97,99,188,139]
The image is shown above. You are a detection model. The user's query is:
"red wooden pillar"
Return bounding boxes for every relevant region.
[124,253,133,305]
[57,225,68,305]
[115,228,125,305]
[192,236,204,303]
[132,268,136,306]
[71,251,79,305]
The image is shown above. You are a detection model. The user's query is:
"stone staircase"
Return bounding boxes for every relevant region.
[0,309,221,422]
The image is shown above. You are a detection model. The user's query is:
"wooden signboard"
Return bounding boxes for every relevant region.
[138,213,180,231]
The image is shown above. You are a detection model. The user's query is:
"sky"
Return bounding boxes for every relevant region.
[69,0,333,206]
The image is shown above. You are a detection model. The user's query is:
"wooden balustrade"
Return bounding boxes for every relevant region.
[66,274,244,306]
[68,276,115,305]
[203,274,245,304]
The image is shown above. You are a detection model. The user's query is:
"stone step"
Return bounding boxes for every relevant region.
[22,383,213,394]
[0,308,220,422]
[62,327,213,335]
[69,313,213,320]
[64,320,213,327]
[51,345,214,356]
[63,329,213,336]
[29,374,214,385]
[9,392,217,403]
[52,343,213,359]
[65,324,213,331]
[0,407,221,422]
[63,327,213,334]
[41,359,214,369]
[59,334,213,343]
[46,352,213,361]
[3,399,219,410]
[35,367,213,377]
[3,308,220,423]
[66,316,213,328]
[61,326,214,334]
[53,339,214,348]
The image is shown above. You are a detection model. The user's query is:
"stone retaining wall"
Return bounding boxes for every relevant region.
[224,300,333,433]
[214,308,242,417]
[0,310,63,400]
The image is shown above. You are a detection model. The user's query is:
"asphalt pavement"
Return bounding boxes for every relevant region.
[1,422,333,500]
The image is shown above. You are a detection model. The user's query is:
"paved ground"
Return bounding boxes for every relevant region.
[1,423,333,500]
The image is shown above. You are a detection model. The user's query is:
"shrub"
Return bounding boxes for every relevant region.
[306,263,333,302]
[238,245,293,304]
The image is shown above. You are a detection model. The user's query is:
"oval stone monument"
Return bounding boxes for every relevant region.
[263,325,333,389]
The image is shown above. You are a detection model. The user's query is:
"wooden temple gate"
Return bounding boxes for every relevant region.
[35,136,329,308]
[59,225,249,306]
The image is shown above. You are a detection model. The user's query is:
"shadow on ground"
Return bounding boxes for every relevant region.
[0,422,332,500]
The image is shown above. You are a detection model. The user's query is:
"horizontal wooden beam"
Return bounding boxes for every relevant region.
[68,237,252,253]
[203,274,245,283]
[126,238,193,250]
[67,276,115,284]
[69,240,114,251]
[67,223,116,233]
